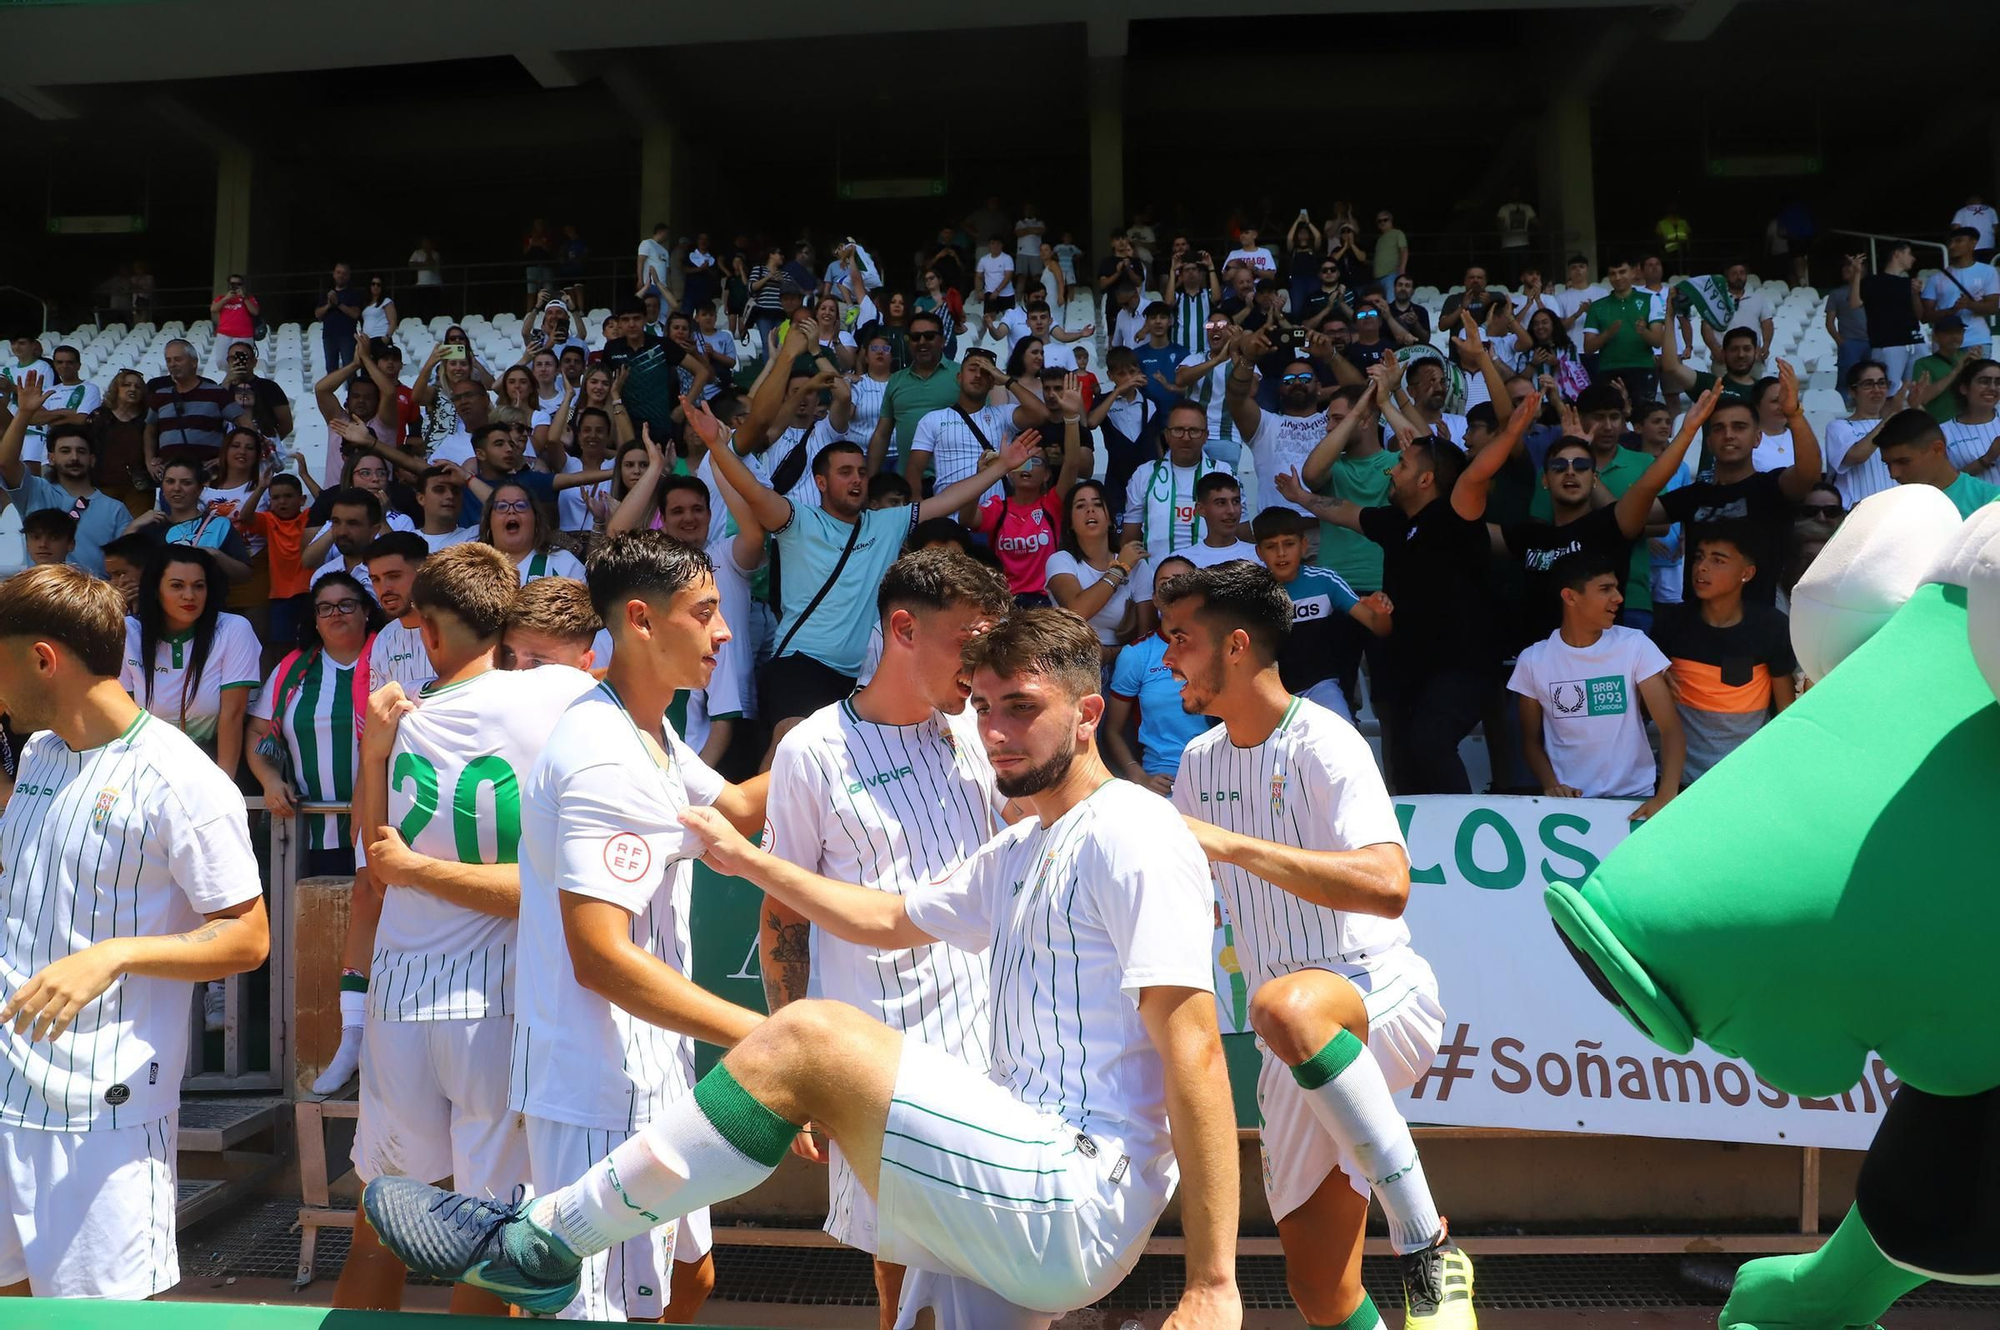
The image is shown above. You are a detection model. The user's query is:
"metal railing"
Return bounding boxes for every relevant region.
[181,793,325,1095]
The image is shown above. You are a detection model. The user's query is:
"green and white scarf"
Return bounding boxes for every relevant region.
[1672,275,1738,331]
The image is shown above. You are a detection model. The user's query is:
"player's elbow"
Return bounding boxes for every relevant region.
[1367,845,1412,918]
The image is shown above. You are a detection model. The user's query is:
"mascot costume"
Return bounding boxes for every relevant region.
[1547,485,1999,1329]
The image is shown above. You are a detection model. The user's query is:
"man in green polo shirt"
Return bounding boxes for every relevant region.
[865,309,959,481]
[1660,322,1762,410]
[1583,257,1661,405]
[1877,407,2000,516]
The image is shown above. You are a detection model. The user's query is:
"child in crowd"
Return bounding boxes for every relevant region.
[22,508,77,567]
[232,469,313,654]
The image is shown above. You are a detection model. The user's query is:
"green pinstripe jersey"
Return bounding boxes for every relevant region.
[370,665,600,1022]
[1171,696,1409,996]
[251,651,360,855]
[903,780,1214,1158]
[764,699,999,1063]
[0,713,260,1130]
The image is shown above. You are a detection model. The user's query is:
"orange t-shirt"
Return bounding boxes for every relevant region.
[238,509,310,597]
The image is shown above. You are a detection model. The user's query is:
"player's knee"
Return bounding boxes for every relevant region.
[750,999,869,1073]
[1286,1264,1365,1327]
[1249,974,1362,1065]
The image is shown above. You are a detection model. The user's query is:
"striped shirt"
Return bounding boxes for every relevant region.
[371,666,600,1022]
[1172,697,1410,996]
[765,701,998,1061]
[1942,416,2000,476]
[1177,350,1240,445]
[1170,291,1213,353]
[250,650,361,855]
[517,547,587,585]
[1122,457,1234,558]
[904,780,1214,1159]
[368,619,436,696]
[909,405,1014,507]
[847,374,892,465]
[120,613,263,753]
[1821,417,1895,509]
[509,683,724,1131]
[0,714,260,1130]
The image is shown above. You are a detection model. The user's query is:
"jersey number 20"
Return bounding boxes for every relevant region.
[392,753,522,863]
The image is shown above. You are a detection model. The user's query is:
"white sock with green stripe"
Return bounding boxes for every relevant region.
[1292,1028,1442,1255]
[531,1063,800,1258]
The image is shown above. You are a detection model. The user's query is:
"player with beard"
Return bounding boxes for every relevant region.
[362,609,1243,1330]
[1158,561,1475,1330]
[760,548,1015,1328]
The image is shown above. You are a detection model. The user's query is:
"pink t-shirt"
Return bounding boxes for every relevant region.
[216,294,255,339]
[979,491,1063,595]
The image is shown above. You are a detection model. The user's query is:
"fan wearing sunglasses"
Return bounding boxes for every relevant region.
[1459,385,1723,649]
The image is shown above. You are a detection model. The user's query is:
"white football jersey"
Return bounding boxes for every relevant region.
[120,613,263,751]
[368,619,436,697]
[1173,696,1410,995]
[0,715,260,1130]
[517,548,587,585]
[904,780,1214,1163]
[371,666,600,1022]
[765,699,999,1061]
[508,683,725,1131]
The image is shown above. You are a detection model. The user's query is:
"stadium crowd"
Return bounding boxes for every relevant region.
[0,191,1995,1325]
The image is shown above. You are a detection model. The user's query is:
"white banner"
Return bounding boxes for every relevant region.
[1214,795,1890,1150]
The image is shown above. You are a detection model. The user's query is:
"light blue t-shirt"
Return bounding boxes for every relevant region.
[6,474,129,577]
[773,502,918,675]
[1110,633,1216,776]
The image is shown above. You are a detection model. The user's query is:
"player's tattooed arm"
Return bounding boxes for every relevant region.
[760,905,812,1013]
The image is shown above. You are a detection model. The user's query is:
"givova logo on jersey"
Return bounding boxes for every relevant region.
[1550,675,1628,718]
[846,765,914,796]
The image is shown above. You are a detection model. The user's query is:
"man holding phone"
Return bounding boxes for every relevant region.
[315,263,362,371]
[210,275,260,370]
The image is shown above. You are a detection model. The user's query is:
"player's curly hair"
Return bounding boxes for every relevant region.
[961,607,1101,701]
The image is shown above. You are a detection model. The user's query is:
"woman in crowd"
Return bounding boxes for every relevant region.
[316,434,420,533]
[1045,477,1145,674]
[495,364,539,418]
[476,481,585,583]
[1037,242,1068,317]
[202,427,276,634]
[210,273,260,368]
[867,290,914,370]
[538,364,632,463]
[90,367,153,515]
[246,570,383,877]
[123,544,262,777]
[1942,359,2000,476]
[917,268,963,358]
[1003,335,1046,395]
[1104,555,1213,795]
[972,409,1085,606]
[808,293,855,371]
[361,277,398,340]
[413,326,491,444]
[1749,375,1797,472]
[1501,306,1590,401]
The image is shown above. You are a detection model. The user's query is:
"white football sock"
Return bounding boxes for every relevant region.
[1293,1028,1443,1255]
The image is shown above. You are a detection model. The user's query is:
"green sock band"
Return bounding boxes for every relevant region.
[1292,1027,1366,1090]
[338,971,368,993]
[691,1062,801,1168]
[1311,1291,1383,1330]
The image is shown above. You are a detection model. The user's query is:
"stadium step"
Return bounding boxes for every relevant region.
[177,1094,286,1229]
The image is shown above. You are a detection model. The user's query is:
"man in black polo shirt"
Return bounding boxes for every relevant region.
[1650,364,1822,606]
[1846,242,1927,392]
[143,337,232,477]
[597,296,708,442]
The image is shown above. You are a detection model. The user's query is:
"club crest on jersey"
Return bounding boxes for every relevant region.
[92,788,119,831]
[1269,768,1287,817]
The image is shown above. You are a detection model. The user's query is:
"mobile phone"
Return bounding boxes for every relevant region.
[441,344,467,361]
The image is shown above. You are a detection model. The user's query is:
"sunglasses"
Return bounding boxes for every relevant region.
[907,330,940,341]
[1799,503,1844,519]
[1281,373,1316,385]
[1546,456,1596,474]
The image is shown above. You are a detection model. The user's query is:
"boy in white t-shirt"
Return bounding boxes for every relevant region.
[1508,551,1683,818]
